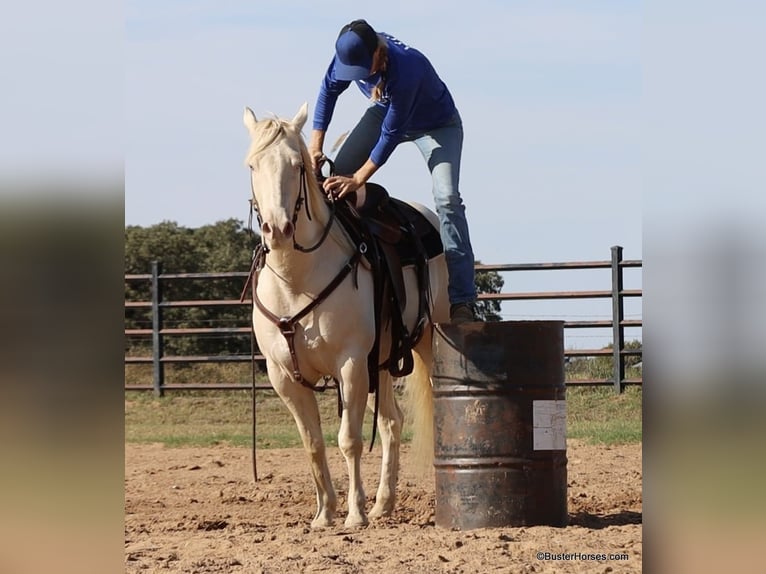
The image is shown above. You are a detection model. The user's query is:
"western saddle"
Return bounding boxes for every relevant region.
[332,181,443,395]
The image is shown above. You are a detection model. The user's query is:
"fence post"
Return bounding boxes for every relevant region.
[151,260,164,396]
[610,246,625,394]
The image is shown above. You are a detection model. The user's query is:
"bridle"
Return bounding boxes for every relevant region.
[249,163,336,255]
[243,153,367,391]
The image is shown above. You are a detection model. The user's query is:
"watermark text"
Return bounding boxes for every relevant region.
[536,551,630,562]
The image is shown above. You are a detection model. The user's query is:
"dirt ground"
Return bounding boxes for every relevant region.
[125,441,641,573]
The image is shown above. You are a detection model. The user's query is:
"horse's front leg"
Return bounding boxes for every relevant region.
[268,361,337,528]
[336,354,370,528]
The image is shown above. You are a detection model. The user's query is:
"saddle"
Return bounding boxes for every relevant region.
[332,182,443,394]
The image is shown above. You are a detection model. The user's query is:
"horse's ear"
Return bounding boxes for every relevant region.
[291,102,308,131]
[243,107,258,131]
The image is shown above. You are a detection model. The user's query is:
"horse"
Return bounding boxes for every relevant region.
[242,102,449,528]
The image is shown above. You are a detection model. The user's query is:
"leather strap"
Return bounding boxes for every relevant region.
[253,248,363,390]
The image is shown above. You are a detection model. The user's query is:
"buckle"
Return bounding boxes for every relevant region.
[277,317,295,335]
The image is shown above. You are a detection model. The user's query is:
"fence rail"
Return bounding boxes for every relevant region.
[125,245,642,394]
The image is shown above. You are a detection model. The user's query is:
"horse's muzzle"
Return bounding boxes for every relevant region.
[261,219,295,242]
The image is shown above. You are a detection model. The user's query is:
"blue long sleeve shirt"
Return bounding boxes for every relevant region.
[313,33,457,167]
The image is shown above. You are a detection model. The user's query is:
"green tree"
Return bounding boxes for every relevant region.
[124,219,257,357]
[125,224,506,355]
[474,262,504,321]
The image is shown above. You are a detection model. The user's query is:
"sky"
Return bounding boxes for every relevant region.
[124,1,642,348]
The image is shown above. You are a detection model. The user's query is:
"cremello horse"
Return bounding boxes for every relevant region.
[243,102,449,528]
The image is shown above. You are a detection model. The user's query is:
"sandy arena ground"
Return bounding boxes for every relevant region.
[125,441,641,573]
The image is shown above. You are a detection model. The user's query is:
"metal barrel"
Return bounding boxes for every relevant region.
[432,321,568,530]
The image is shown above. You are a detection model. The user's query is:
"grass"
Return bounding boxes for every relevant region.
[125,389,380,449]
[125,385,641,448]
[125,391,254,447]
[566,385,642,444]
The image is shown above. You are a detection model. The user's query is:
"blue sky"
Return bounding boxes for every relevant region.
[125,1,642,346]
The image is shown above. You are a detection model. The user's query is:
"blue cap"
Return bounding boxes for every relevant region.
[334,19,379,81]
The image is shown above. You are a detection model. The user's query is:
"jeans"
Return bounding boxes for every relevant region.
[334,104,477,305]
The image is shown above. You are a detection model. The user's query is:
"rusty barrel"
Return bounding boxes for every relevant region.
[432,321,568,529]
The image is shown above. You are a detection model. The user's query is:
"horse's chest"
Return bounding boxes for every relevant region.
[252,271,375,377]
[265,327,321,358]
[254,317,333,372]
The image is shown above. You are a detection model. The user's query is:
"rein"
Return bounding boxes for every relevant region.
[292,166,337,253]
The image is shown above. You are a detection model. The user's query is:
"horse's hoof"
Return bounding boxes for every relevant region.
[369,504,394,519]
[311,516,334,529]
[344,514,369,528]
[311,510,335,529]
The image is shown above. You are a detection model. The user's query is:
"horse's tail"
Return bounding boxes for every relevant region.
[403,328,435,477]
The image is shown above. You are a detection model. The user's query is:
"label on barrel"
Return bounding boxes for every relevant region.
[532,400,567,450]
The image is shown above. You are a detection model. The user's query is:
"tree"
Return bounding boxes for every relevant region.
[125,219,258,357]
[125,222,508,356]
[474,262,504,321]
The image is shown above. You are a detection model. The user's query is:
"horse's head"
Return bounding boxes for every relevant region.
[243,103,310,250]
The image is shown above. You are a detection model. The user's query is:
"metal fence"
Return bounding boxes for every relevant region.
[125,245,642,395]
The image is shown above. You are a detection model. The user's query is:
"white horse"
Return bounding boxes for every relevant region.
[242,102,449,528]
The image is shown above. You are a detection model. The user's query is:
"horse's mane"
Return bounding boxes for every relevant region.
[244,117,317,188]
[244,117,293,163]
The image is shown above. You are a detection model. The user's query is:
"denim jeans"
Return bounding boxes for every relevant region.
[334,104,477,305]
